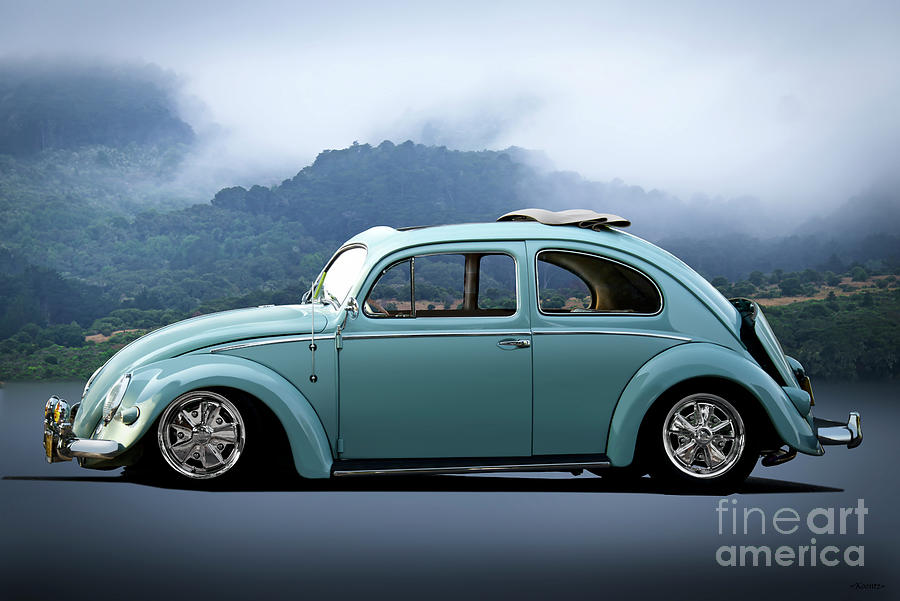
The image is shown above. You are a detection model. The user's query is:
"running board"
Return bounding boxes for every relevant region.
[332,455,610,477]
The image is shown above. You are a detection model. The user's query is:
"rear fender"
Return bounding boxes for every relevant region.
[606,342,822,467]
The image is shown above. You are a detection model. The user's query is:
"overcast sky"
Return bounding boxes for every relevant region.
[1,0,898,208]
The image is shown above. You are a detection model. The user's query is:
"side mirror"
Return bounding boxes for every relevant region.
[346,296,360,319]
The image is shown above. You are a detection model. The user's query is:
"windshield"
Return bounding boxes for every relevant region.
[318,246,367,305]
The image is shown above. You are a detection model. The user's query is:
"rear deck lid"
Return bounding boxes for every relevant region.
[730,298,798,387]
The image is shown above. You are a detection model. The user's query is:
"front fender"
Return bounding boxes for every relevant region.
[93,354,333,478]
[606,342,821,467]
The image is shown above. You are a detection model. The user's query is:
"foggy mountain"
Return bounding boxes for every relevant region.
[0,59,193,156]
[209,140,900,279]
[210,141,779,243]
[798,185,900,238]
[2,57,896,244]
[0,58,896,294]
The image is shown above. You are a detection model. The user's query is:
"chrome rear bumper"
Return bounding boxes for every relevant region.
[43,396,123,463]
[815,411,862,449]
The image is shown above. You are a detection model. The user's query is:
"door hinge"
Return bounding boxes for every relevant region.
[337,437,344,453]
[335,330,343,350]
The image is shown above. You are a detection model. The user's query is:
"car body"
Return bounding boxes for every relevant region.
[42,209,862,487]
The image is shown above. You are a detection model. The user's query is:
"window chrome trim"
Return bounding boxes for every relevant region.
[362,249,521,320]
[410,255,416,318]
[314,243,368,306]
[210,334,336,353]
[364,257,413,318]
[534,248,664,317]
[342,331,531,341]
[531,329,690,342]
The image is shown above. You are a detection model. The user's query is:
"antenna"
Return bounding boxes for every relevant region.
[309,272,325,383]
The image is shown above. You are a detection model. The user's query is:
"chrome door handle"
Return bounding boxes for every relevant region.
[498,339,531,349]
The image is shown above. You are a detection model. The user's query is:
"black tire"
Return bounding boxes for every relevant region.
[126,389,289,486]
[648,391,759,491]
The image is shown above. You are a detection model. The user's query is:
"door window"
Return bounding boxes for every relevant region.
[364,253,517,318]
[365,259,412,317]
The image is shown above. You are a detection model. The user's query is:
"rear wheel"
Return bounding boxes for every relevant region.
[651,392,758,489]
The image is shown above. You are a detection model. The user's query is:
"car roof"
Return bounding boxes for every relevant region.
[346,221,670,271]
[342,220,740,333]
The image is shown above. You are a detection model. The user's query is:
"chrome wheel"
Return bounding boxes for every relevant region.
[157,391,246,480]
[662,393,745,479]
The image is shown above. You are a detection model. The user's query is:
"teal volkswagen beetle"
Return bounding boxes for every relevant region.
[42,209,862,488]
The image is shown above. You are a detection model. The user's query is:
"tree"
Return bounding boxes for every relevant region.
[801,268,822,283]
[748,271,765,286]
[779,277,803,297]
[731,281,757,297]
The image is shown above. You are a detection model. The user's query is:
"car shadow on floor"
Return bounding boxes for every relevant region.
[3,473,844,495]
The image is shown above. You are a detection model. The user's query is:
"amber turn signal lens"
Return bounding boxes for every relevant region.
[51,399,69,424]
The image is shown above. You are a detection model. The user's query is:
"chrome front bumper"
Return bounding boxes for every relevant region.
[815,411,863,449]
[43,396,123,463]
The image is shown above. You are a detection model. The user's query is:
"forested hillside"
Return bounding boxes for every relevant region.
[212,141,533,243]
[0,61,897,380]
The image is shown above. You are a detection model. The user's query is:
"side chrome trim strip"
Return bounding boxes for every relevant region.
[342,331,531,341]
[210,334,336,353]
[531,329,690,342]
[209,329,685,350]
[333,461,610,477]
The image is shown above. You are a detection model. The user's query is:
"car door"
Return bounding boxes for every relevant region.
[528,242,684,455]
[338,242,532,459]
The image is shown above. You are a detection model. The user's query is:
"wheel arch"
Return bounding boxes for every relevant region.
[605,342,822,467]
[112,354,333,478]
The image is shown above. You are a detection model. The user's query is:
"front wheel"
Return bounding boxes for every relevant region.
[156,390,247,480]
[651,392,758,489]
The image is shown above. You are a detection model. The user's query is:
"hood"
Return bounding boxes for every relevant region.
[74,304,329,435]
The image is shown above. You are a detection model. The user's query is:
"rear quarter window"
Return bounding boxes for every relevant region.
[536,250,661,314]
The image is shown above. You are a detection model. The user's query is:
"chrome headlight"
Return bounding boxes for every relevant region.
[102,374,131,425]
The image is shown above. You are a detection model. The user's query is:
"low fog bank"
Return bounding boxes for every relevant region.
[3,1,898,214]
[0,56,897,244]
[0,58,305,209]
